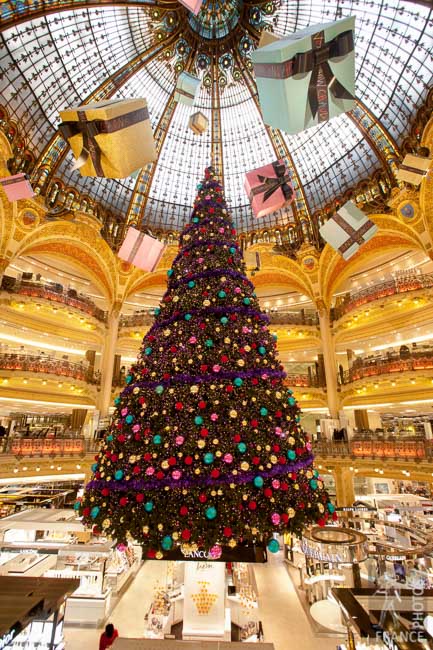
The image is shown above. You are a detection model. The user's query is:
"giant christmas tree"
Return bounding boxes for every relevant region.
[80,167,335,559]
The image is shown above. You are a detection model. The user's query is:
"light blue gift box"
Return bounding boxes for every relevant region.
[319,200,377,261]
[175,72,200,107]
[252,16,356,135]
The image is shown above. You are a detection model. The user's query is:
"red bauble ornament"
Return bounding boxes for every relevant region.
[199,493,207,503]
[275,410,282,418]
[134,433,141,441]
[250,419,258,428]
[252,456,260,465]
[281,482,288,491]
[139,397,145,405]
[273,444,280,452]
[248,501,257,510]
[147,549,156,558]
[82,507,90,517]
[144,453,152,461]
[281,513,289,523]
[133,466,141,474]
[278,456,286,465]
[175,402,183,410]
[200,428,209,437]
[119,497,128,506]
[200,364,208,372]
[317,518,326,527]
[220,355,229,363]
[168,457,176,466]
[198,401,206,409]
[264,488,273,498]
[181,529,191,540]
[101,488,109,497]
[184,456,193,465]
[223,527,232,537]
[226,385,233,393]
[251,378,258,385]
[156,471,164,480]
[136,494,144,502]
[210,469,220,478]
[117,434,126,443]
[180,505,188,516]
[233,434,241,443]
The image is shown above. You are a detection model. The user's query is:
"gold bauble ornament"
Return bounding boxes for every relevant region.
[190,385,199,393]
[133,387,140,395]
[163,329,171,336]
[203,300,211,306]
[158,523,164,531]
[129,455,136,463]
[161,461,169,469]
[211,490,216,496]
[237,359,245,367]
[240,462,250,471]
[197,440,205,449]
[212,438,219,445]
[224,337,231,344]
[102,519,111,529]
[173,296,179,303]
[229,410,237,418]
[228,538,237,548]
[287,508,295,519]
[244,345,251,352]
[270,455,277,464]
[156,551,163,559]
[194,468,201,475]
[173,532,179,540]
[143,526,149,534]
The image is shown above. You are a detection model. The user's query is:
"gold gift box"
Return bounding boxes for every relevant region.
[59,98,157,179]
[188,111,209,135]
[396,153,432,186]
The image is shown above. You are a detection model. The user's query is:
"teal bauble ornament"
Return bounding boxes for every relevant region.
[229,246,236,254]
[243,297,251,305]
[161,535,173,551]
[253,476,264,488]
[288,397,296,406]
[90,506,100,519]
[220,316,228,325]
[91,463,98,472]
[154,306,161,314]
[205,506,217,520]
[188,281,195,288]
[237,442,247,453]
[234,377,243,387]
[295,416,301,422]
[74,501,81,511]
[107,435,113,442]
[126,375,132,384]
[155,385,164,395]
[153,435,162,445]
[114,397,121,405]
[218,291,226,298]
[204,452,214,464]
[260,407,268,416]
[194,416,204,425]
[144,347,152,355]
[205,339,214,347]
[114,470,124,480]
[310,479,318,490]
[328,503,335,513]
[185,313,192,321]
[258,346,266,355]
[125,414,134,424]
[193,217,199,223]
[287,450,296,460]
[267,538,280,553]
[144,501,153,512]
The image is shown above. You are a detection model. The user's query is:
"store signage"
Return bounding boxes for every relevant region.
[301,540,344,563]
[385,555,406,561]
[0,623,22,650]
[336,507,371,512]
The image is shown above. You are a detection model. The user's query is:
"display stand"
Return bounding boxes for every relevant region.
[182,562,228,642]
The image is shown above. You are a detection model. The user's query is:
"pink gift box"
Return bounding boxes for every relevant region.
[244,160,294,218]
[177,0,202,14]
[118,227,165,272]
[0,173,35,202]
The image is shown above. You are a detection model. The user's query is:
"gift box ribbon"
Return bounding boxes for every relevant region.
[399,163,429,177]
[59,106,149,176]
[254,29,354,122]
[127,231,146,264]
[332,212,373,254]
[249,162,293,204]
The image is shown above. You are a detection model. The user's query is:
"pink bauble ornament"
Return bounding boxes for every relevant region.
[212,364,221,372]
[189,336,197,344]
[132,424,140,433]
[210,413,219,421]
[209,544,222,559]
[146,467,155,476]
[219,228,225,234]
[242,326,250,334]
[271,513,281,525]
[198,257,204,263]
[275,427,282,436]
[172,470,182,480]
[234,287,241,294]
[272,479,281,489]
[306,442,312,451]
[175,436,185,445]
[224,453,233,463]
[205,195,211,200]
[121,408,128,416]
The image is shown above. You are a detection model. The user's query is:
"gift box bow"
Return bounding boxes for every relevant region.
[333,211,374,255]
[250,163,293,204]
[254,29,354,121]
[59,105,148,176]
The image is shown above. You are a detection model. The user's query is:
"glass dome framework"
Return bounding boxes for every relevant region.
[0,0,432,239]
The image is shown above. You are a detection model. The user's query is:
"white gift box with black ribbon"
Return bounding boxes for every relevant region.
[118,227,166,272]
[319,200,377,260]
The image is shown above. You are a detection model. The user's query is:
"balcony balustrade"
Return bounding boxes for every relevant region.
[0,352,98,384]
[342,349,433,384]
[332,273,433,320]
[314,439,433,461]
[1,276,107,322]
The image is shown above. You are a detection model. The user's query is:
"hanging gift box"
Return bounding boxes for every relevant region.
[177,0,203,14]
[396,153,432,186]
[188,111,208,135]
[252,16,356,134]
[319,200,377,261]
[58,98,156,178]
[258,30,280,48]
[0,173,35,202]
[175,72,200,106]
[244,159,294,218]
[118,227,166,272]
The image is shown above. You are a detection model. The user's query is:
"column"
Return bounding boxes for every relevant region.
[333,467,355,507]
[318,309,340,418]
[99,307,120,418]
[354,409,369,431]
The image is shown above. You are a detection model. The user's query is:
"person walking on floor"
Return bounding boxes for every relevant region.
[99,623,118,650]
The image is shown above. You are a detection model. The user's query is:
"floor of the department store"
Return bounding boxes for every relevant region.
[64,554,339,650]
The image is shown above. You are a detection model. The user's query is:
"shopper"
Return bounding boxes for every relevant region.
[99,623,119,650]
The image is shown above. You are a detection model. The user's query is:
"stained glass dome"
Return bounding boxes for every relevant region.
[0,0,432,242]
